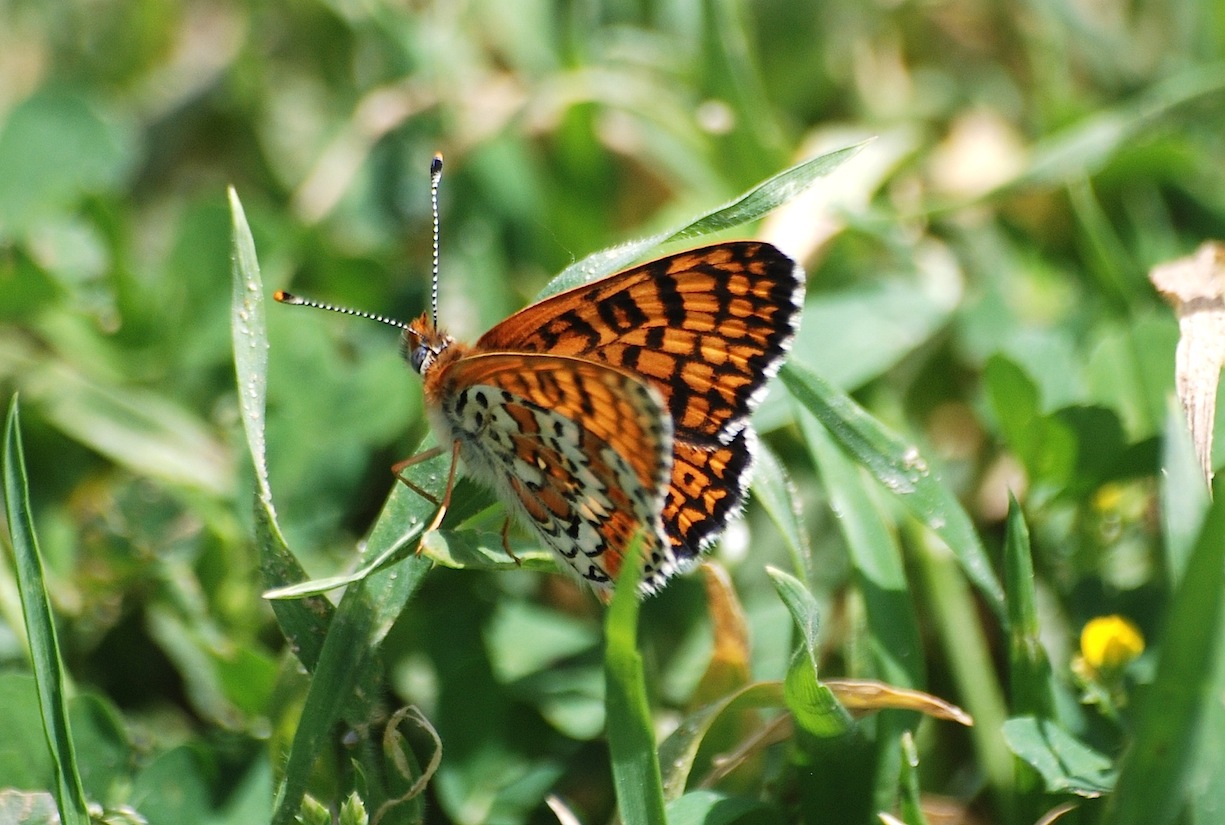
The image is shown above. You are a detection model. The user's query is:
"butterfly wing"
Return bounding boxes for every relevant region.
[475,241,804,445]
[425,351,681,595]
[476,241,803,558]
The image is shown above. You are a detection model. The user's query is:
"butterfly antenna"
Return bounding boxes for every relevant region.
[273,291,408,330]
[430,152,443,331]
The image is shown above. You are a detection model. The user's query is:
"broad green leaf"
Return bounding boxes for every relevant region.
[0,89,136,231]
[666,789,780,825]
[3,399,90,825]
[1002,717,1115,797]
[18,359,232,495]
[789,247,962,392]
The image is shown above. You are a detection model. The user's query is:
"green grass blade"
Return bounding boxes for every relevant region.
[910,528,1012,799]
[3,398,90,825]
[780,361,1006,622]
[750,443,814,583]
[1159,399,1209,582]
[1104,477,1225,825]
[230,187,336,669]
[604,542,667,825]
[768,567,854,738]
[798,411,923,690]
[657,682,784,799]
[1003,496,1054,719]
[541,141,869,298]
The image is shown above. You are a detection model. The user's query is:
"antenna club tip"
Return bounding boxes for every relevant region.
[273,290,297,304]
[431,153,443,175]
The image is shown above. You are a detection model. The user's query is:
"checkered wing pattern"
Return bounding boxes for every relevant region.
[475,242,804,559]
[424,351,678,595]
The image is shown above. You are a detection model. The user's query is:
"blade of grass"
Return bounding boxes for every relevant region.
[781,361,1006,622]
[3,398,90,825]
[604,540,667,825]
[910,527,1013,802]
[750,443,814,583]
[540,141,870,298]
[1002,495,1055,818]
[230,187,335,670]
[767,567,854,738]
[797,410,923,690]
[1159,400,1209,582]
[1004,495,1055,720]
[1104,476,1225,825]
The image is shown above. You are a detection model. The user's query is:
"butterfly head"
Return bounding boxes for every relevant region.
[401,314,453,375]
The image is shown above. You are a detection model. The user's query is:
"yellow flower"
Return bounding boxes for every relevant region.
[1080,615,1144,674]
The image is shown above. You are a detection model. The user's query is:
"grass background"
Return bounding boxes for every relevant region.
[2,0,1225,823]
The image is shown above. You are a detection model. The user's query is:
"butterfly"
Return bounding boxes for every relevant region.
[277,155,804,598]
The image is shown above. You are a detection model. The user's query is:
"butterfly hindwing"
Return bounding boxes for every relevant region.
[425,351,681,594]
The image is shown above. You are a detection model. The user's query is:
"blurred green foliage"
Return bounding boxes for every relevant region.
[2,0,1225,823]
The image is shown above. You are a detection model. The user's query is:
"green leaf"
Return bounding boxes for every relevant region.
[768,567,854,738]
[982,354,1076,490]
[897,733,930,825]
[18,359,232,495]
[418,528,556,574]
[666,789,780,825]
[540,141,869,298]
[230,187,334,669]
[0,88,136,232]
[604,540,667,825]
[1003,65,1225,194]
[789,254,962,392]
[1002,717,1115,797]
[1104,476,1225,825]
[3,398,91,825]
[780,361,1006,621]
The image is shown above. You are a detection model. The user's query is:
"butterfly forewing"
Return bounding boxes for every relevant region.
[424,351,679,595]
[476,241,805,445]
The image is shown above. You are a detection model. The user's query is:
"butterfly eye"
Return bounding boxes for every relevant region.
[410,344,431,373]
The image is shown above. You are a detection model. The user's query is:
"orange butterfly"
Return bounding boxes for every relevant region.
[278,156,804,597]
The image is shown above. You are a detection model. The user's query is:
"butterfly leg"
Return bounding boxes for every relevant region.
[393,445,446,504]
[417,440,462,548]
[499,517,522,566]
